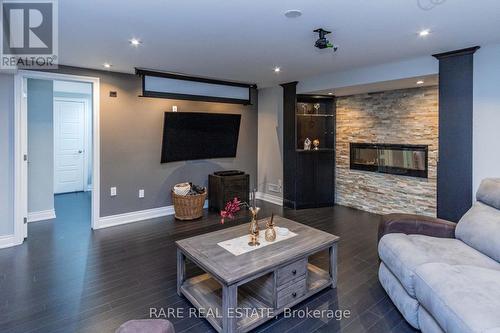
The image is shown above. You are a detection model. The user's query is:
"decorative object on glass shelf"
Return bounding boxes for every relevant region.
[298,102,321,115]
[304,137,312,150]
[313,139,320,150]
[299,103,308,115]
[264,213,277,242]
[314,103,321,113]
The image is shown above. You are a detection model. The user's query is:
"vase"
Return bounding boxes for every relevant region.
[265,214,276,242]
[248,207,261,246]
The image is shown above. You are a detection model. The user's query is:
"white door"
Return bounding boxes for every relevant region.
[54,99,86,194]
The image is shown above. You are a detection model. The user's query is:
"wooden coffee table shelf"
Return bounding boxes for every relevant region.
[176,216,339,333]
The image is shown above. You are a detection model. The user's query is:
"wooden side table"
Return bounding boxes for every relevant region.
[208,172,249,212]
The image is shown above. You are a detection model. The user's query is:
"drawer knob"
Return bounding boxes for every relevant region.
[292,292,297,297]
[292,269,297,275]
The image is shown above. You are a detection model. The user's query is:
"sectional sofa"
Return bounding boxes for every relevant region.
[378,178,500,332]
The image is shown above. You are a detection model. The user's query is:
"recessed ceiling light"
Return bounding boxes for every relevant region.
[416,80,425,85]
[284,9,302,18]
[419,29,431,37]
[274,67,281,73]
[129,38,141,46]
[103,63,112,68]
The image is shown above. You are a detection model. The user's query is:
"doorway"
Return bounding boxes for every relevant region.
[53,82,93,194]
[13,71,100,245]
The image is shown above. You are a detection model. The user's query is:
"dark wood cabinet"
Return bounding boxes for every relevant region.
[315,151,335,206]
[294,151,335,208]
[281,82,335,209]
[295,152,317,208]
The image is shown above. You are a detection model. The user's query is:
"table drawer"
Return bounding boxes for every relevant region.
[276,278,306,308]
[277,258,307,286]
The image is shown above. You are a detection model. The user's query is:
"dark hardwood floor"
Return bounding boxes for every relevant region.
[0,192,417,333]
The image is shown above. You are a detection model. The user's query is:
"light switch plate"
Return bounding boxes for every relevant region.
[172,105,178,112]
[110,187,117,196]
[139,189,145,198]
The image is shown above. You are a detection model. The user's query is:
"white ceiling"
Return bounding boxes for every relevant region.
[59,0,500,87]
[310,74,439,96]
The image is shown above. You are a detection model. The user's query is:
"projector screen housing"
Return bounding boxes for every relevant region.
[136,68,255,105]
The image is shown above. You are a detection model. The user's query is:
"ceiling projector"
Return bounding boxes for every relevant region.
[314,28,338,52]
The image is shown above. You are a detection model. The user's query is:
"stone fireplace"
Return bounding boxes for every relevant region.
[336,86,438,216]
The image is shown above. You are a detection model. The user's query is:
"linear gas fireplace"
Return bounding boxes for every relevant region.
[350,143,428,178]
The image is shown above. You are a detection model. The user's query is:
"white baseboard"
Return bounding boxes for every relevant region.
[28,209,56,223]
[95,200,209,229]
[255,192,283,206]
[0,234,19,249]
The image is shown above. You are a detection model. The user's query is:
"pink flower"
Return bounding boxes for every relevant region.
[220,197,242,224]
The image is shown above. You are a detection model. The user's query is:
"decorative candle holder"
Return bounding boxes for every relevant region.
[265,213,276,242]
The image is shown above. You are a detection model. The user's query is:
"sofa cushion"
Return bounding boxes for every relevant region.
[418,307,444,333]
[457,201,500,262]
[378,233,500,297]
[378,263,420,329]
[476,178,500,210]
[415,263,500,333]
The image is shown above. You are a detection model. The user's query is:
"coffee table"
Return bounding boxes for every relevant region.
[176,216,339,333]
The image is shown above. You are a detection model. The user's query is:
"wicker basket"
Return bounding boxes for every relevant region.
[171,190,207,220]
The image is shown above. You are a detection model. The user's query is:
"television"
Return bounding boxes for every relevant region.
[161,112,241,163]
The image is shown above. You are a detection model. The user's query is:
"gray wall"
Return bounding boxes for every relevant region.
[0,74,14,235]
[28,79,55,213]
[52,66,258,217]
[473,43,500,195]
[257,86,283,197]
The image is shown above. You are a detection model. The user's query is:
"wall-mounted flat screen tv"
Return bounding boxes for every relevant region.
[161,112,241,163]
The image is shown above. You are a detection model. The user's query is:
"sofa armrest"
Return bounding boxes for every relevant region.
[378,213,456,243]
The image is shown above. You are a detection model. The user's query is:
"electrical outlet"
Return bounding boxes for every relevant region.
[110,187,117,196]
[139,189,145,198]
[278,179,282,190]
